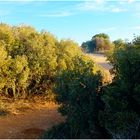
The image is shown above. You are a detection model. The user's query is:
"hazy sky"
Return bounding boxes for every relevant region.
[0,0,140,44]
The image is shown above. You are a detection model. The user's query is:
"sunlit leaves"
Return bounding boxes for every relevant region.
[0,23,84,98]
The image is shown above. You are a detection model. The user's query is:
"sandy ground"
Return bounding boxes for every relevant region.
[0,104,64,139]
[88,53,113,70]
[88,53,113,82]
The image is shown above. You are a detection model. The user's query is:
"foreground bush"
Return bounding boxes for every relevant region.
[43,36,140,139]
[43,56,109,138]
[100,40,140,138]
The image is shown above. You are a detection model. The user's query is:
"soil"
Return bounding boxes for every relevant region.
[88,53,113,70]
[0,105,64,139]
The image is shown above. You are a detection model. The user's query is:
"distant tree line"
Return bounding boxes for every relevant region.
[81,33,126,53]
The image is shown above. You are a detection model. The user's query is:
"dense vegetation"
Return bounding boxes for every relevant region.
[0,23,140,139]
[43,56,105,139]
[100,38,140,138]
[43,36,140,138]
[0,23,83,99]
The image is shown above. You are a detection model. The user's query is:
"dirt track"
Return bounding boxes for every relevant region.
[88,53,113,70]
[0,105,64,139]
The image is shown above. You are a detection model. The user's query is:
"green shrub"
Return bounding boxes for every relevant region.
[53,55,105,138]
[0,23,83,99]
[101,39,140,138]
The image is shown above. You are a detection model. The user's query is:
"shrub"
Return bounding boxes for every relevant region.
[53,55,105,138]
[0,23,83,99]
[100,40,140,138]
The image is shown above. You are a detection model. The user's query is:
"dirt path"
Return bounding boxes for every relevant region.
[88,53,113,82]
[88,53,113,70]
[0,105,64,139]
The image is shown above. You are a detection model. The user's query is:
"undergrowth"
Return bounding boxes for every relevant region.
[0,93,57,116]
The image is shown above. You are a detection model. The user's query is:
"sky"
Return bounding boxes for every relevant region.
[0,0,140,45]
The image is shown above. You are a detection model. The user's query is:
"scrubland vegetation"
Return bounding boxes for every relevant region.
[0,23,82,99]
[0,23,140,139]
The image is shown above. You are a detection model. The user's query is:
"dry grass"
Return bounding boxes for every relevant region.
[87,53,114,84]
[0,94,58,115]
[88,53,113,70]
[0,95,64,139]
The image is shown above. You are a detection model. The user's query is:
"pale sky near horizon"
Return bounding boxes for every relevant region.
[0,0,140,45]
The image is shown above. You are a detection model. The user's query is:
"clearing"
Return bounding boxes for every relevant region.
[88,53,113,82]
[88,53,113,70]
[0,101,64,139]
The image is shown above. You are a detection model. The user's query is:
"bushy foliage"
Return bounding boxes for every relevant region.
[113,39,125,49]
[81,41,95,53]
[94,36,114,51]
[0,23,83,98]
[46,36,140,139]
[53,55,105,138]
[81,33,114,53]
[92,33,110,40]
[57,40,82,71]
[100,39,140,138]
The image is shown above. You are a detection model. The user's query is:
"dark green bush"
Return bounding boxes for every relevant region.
[52,56,106,138]
[100,41,140,138]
